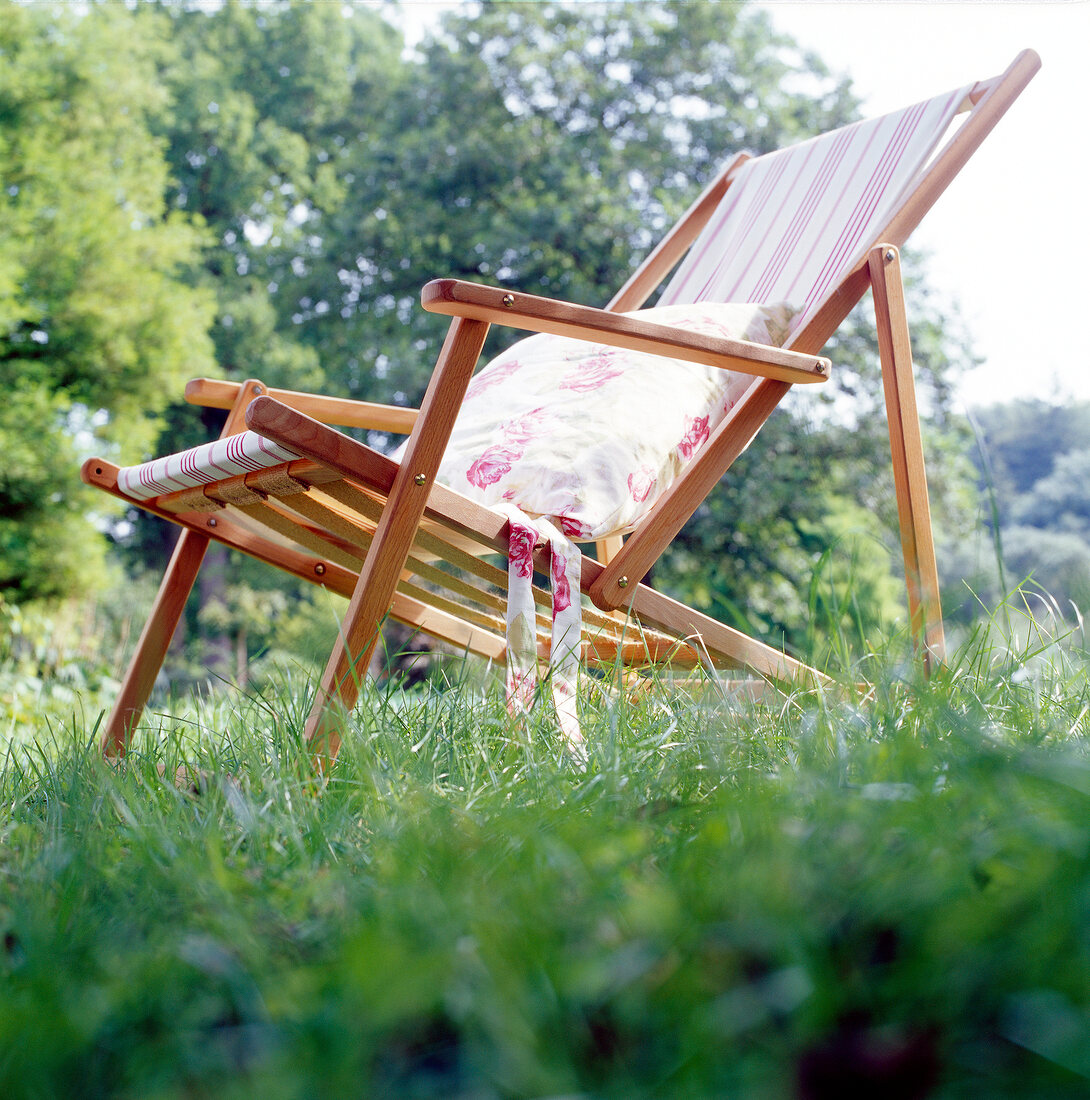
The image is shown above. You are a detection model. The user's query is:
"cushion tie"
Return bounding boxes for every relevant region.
[497,504,585,762]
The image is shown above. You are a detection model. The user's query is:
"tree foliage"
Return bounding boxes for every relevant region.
[0,1,212,600]
[946,399,1090,621]
[3,0,988,664]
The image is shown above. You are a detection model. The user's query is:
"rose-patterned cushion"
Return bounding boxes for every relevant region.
[434,300,798,539]
[416,300,799,756]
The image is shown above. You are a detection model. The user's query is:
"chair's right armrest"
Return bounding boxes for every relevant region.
[421,278,830,385]
[184,378,419,434]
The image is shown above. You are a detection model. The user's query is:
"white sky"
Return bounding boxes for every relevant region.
[394,0,1088,409]
[758,1,1089,409]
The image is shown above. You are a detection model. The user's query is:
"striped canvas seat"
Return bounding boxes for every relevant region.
[663,85,970,322]
[117,432,301,501]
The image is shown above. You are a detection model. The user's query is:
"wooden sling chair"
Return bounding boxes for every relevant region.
[83,50,1039,762]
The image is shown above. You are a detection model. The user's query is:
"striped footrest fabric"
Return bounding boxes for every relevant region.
[116,431,302,501]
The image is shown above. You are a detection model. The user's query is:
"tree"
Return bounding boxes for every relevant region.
[948,399,1090,621]
[0,1,213,602]
[122,0,979,664]
[2,0,982,666]
[971,398,1090,516]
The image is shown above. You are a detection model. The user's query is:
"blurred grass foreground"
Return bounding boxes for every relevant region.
[1,607,1089,1099]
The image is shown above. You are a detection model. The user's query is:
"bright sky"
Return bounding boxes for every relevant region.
[758,1,1090,409]
[395,0,1088,409]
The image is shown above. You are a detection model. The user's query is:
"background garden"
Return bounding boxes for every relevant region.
[1,2,1088,1096]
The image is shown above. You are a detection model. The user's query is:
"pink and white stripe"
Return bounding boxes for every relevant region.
[661,84,971,330]
[116,431,302,501]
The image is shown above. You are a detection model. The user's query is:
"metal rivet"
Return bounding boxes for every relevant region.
[208,517,218,528]
[884,248,896,263]
[617,576,629,589]
[314,563,326,576]
[252,384,264,395]
[501,293,515,307]
[816,362,827,374]
[414,473,427,486]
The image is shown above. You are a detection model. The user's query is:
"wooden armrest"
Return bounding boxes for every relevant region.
[421,278,830,385]
[184,378,419,433]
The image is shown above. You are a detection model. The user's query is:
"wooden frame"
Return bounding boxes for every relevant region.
[82,50,1039,760]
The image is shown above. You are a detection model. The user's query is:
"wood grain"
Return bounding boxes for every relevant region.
[421,278,831,384]
[869,244,946,671]
[303,316,491,760]
[186,377,418,433]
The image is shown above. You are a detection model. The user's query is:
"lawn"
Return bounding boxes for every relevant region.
[2,623,1089,1098]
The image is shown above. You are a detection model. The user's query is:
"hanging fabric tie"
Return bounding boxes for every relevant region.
[497,504,586,762]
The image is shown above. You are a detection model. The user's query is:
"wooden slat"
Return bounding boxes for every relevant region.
[609,563,825,685]
[595,534,625,565]
[145,458,339,514]
[280,484,556,632]
[235,499,366,572]
[421,278,831,385]
[384,590,508,662]
[243,397,823,681]
[185,377,419,433]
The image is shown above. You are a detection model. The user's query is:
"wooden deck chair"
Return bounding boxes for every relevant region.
[82,50,1040,761]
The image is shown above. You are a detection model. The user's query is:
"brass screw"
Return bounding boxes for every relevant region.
[314,563,326,576]
[414,473,427,486]
[617,576,629,589]
[501,293,515,307]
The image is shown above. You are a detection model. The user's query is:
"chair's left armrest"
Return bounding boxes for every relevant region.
[184,378,419,433]
[421,278,830,385]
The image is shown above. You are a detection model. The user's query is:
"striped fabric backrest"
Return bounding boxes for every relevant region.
[660,84,972,338]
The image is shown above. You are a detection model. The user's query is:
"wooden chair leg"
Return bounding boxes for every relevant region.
[869,244,946,672]
[101,529,209,755]
[303,317,491,762]
[101,378,268,756]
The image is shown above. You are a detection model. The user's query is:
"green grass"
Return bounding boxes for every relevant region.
[2,624,1089,1098]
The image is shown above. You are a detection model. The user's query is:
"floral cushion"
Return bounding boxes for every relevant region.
[426,300,798,758]
[435,300,798,539]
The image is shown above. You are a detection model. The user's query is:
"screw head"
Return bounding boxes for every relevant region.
[501,293,515,307]
[252,384,264,395]
[884,248,896,263]
[314,562,326,576]
[414,473,427,486]
[617,576,629,589]
[208,517,218,528]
